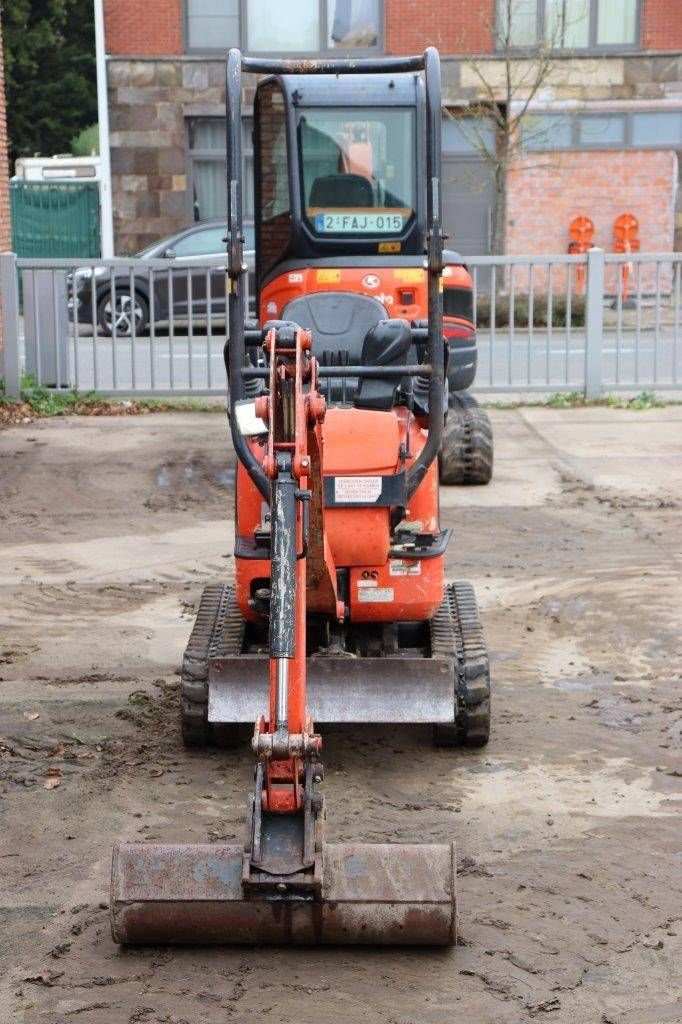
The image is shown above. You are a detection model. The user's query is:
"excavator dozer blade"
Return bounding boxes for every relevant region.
[111,841,456,946]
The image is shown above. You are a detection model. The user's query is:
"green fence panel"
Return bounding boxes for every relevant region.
[10,181,101,258]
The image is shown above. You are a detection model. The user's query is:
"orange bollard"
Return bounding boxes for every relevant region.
[613,213,640,302]
[568,216,595,294]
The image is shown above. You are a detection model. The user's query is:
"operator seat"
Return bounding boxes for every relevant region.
[281,292,410,410]
[283,291,386,365]
[309,173,374,208]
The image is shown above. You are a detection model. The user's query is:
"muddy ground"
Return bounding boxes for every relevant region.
[0,407,680,1024]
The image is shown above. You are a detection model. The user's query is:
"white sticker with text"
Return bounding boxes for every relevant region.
[358,587,394,603]
[334,476,382,503]
[389,560,422,577]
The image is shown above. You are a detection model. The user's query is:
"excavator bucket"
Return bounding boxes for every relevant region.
[111,841,456,946]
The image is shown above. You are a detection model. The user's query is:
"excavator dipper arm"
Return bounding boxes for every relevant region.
[111,321,456,945]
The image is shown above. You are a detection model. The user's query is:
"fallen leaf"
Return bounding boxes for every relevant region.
[23,712,39,721]
[48,744,66,758]
[529,997,561,1016]
[43,778,61,790]
[24,970,64,986]
[149,767,164,777]
[508,953,539,974]
[43,766,62,778]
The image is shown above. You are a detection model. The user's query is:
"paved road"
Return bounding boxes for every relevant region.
[20,325,682,392]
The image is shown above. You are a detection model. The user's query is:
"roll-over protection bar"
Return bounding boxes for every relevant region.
[225,48,444,503]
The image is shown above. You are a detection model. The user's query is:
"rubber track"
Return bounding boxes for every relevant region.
[440,392,494,486]
[180,583,244,747]
[433,581,491,747]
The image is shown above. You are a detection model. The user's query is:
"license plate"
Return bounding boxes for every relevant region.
[314,212,405,234]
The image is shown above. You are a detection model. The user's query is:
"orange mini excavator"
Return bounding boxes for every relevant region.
[110,47,491,946]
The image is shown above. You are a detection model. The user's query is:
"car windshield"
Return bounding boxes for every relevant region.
[297,107,415,238]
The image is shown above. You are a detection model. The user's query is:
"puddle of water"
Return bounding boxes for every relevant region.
[490,650,519,664]
[552,674,614,692]
[542,595,591,619]
[153,463,235,488]
[467,760,513,775]
[215,467,235,486]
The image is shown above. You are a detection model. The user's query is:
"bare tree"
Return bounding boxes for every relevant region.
[451,0,581,254]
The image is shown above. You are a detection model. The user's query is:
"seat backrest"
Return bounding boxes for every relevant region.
[283,292,387,364]
[309,173,374,209]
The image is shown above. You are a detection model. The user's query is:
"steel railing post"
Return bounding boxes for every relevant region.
[1,252,22,398]
[584,247,604,400]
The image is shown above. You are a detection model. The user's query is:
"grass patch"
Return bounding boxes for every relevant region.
[545,390,666,410]
[0,376,224,424]
[487,391,670,410]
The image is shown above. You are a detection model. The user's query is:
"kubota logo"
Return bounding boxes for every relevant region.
[362,274,380,289]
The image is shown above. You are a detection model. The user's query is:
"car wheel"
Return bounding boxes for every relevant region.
[97,289,149,337]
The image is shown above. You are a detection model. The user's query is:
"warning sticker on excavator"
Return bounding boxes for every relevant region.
[316,269,341,283]
[334,476,382,503]
[358,587,394,603]
[389,560,421,576]
[393,268,423,283]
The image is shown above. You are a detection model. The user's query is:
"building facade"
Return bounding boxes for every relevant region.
[103,0,682,261]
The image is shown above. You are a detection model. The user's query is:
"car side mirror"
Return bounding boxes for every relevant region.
[162,247,176,259]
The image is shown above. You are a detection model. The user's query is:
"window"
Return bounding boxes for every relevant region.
[545,0,589,48]
[328,0,379,47]
[442,116,497,154]
[522,108,682,152]
[248,0,318,51]
[522,112,573,150]
[631,111,682,147]
[577,114,625,146]
[297,107,415,238]
[499,0,538,46]
[173,226,227,257]
[257,82,292,276]
[597,0,636,45]
[497,0,639,50]
[186,0,239,50]
[186,0,380,53]
[187,118,253,223]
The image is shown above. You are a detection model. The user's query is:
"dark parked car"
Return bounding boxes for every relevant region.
[71,219,255,336]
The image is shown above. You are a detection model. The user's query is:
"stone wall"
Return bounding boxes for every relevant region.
[108,58,226,253]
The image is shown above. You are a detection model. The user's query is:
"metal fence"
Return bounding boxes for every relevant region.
[467,250,682,396]
[1,248,681,399]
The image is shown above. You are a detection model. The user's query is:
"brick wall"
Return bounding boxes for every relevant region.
[642,0,682,52]
[386,0,494,55]
[105,0,182,56]
[507,149,677,292]
[101,0,682,60]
